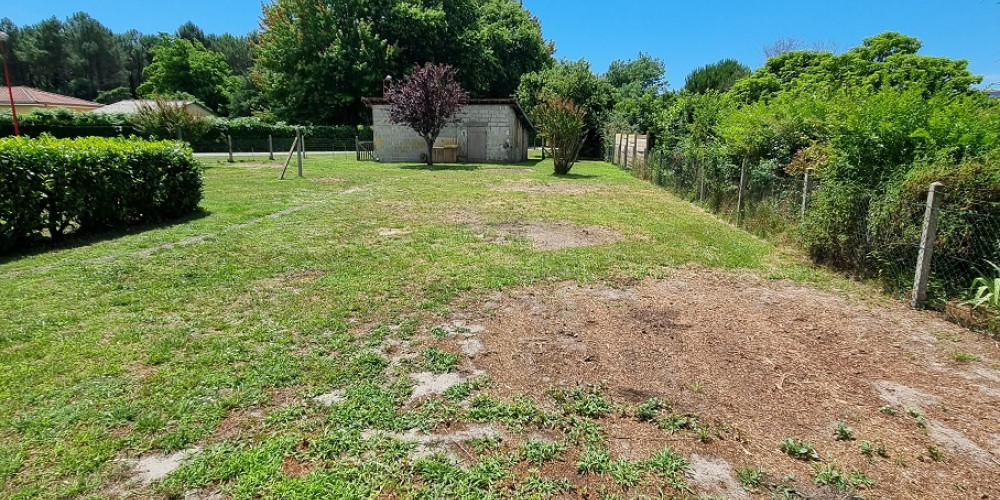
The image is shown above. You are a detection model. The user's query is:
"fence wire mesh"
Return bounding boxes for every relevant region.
[619,147,1000,312]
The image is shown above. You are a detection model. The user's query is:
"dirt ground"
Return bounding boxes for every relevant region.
[440,267,1000,499]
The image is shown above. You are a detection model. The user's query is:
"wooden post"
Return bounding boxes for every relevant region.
[279,135,300,180]
[227,134,234,163]
[296,128,304,177]
[801,168,813,220]
[911,182,944,309]
[268,135,274,161]
[355,136,360,161]
[301,131,307,159]
[737,159,748,226]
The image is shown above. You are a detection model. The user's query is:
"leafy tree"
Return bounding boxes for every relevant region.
[518,59,613,157]
[605,52,666,92]
[64,13,124,98]
[474,0,554,97]
[684,59,751,94]
[603,53,667,145]
[533,98,586,175]
[94,86,132,104]
[175,21,208,47]
[386,63,468,166]
[15,17,71,93]
[138,37,233,113]
[207,33,254,76]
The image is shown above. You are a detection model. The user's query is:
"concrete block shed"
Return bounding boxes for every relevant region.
[363,98,535,164]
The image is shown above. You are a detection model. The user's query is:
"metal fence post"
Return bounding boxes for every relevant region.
[801,168,813,221]
[698,161,705,203]
[268,135,274,161]
[737,159,748,226]
[911,182,944,309]
[227,134,234,163]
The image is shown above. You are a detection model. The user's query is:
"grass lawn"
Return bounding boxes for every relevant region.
[3,154,996,499]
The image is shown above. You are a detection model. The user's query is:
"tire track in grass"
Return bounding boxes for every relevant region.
[5,185,372,278]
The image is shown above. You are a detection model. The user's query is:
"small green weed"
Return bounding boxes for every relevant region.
[634,398,671,422]
[422,347,459,373]
[879,405,897,415]
[515,474,573,497]
[550,385,611,418]
[430,326,450,339]
[467,395,541,431]
[736,466,764,492]
[519,440,567,465]
[576,447,611,474]
[468,435,502,454]
[779,439,819,461]
[926,446,946,462]
[606,458,642,487]
[834,421,855,441]
[443,375,493,402]
[813,463,874,492]
[657,413,698,432]
[952,352,982,363]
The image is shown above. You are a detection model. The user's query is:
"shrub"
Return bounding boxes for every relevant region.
[130,98,214,142]
[0,136,203,252]
[533,98,586,175]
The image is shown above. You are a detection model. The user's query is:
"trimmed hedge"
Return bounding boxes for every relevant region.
[0,110,373,152]
[0,136,203,252]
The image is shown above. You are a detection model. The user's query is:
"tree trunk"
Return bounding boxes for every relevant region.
[425,137,435,166]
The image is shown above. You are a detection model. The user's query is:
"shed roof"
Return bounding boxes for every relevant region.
[93,99,216,116]
[363,97,536,133]
[0,86,101,109]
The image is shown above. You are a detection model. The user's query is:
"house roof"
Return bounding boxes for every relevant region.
[363,97,536,133]
[93,99,216,116]
[0,86,102,109]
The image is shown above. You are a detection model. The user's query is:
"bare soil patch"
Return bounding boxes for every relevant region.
[478,221,622,251]
[455,268,1000,498]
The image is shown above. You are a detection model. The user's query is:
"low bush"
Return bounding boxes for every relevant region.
[0,135,203,252]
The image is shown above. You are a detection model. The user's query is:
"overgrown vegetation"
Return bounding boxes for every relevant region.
[532,98,587,175]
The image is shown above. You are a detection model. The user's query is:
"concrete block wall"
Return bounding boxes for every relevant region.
[371,104,528,163]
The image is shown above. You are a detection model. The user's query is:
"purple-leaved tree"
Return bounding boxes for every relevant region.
[386,63,469,166]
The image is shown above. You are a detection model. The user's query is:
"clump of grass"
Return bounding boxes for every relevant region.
[422,347,459,373]
[926,446,946,462]
[859,440,889,459]
[879,405,897,415]
[429,326,450,339]
[442,375,493,402]
[834,421,855,442]
[467,395,541,431]
[657,413,698,433]
[468,435,502,454]
[779,439,819,461]
[516,474,573,497]
[952,352,981,363]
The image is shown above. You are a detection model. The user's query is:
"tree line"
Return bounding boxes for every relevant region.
[1,0,553,124]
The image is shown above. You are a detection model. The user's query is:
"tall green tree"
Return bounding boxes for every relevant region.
[518,59,613,156]
[138,37,233,112]
[684,59,751,94]
[64,13,124,98]
[254,0,550,124]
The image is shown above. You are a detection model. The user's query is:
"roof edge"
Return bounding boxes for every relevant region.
[363,97,536,133]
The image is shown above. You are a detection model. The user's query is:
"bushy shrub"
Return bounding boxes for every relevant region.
[533,98,586,175]
[0,136,203,252]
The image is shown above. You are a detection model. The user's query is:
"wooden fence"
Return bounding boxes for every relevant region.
[612,133,650,173]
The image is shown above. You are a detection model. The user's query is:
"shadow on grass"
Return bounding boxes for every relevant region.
[397,157,549,172]
[0,208,212,265]
[552,173,602,179]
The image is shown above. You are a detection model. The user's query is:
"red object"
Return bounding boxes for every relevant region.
[0,37,19,136]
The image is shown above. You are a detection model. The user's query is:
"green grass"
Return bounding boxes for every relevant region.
[0,153,819,498]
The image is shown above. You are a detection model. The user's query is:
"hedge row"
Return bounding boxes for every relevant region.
[0,110,373,152]
[0,136,203,253]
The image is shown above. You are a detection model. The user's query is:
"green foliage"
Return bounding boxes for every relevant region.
[0,135,202,252]
[549,385,611,418]
[421,347,459,373]
[779,439,819,461]
[834,422,856,442]
[813,463,875,492]
[684,59,752,94]
[138,37,234,113]
[130,97,214,142]
[256,0,549,124]
[518,440,567,465]
[736,466,764,491]
[532,99,587,175]
[94,86,133,104]
[634,398,672,422]
[518,59,614,157]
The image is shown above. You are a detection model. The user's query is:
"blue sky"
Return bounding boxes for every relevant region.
[6,1,999,89]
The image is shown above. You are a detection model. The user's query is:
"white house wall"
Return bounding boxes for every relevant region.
[371,104,528,163]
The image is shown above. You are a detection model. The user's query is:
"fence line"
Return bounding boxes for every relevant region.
[611,137,1000,320]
